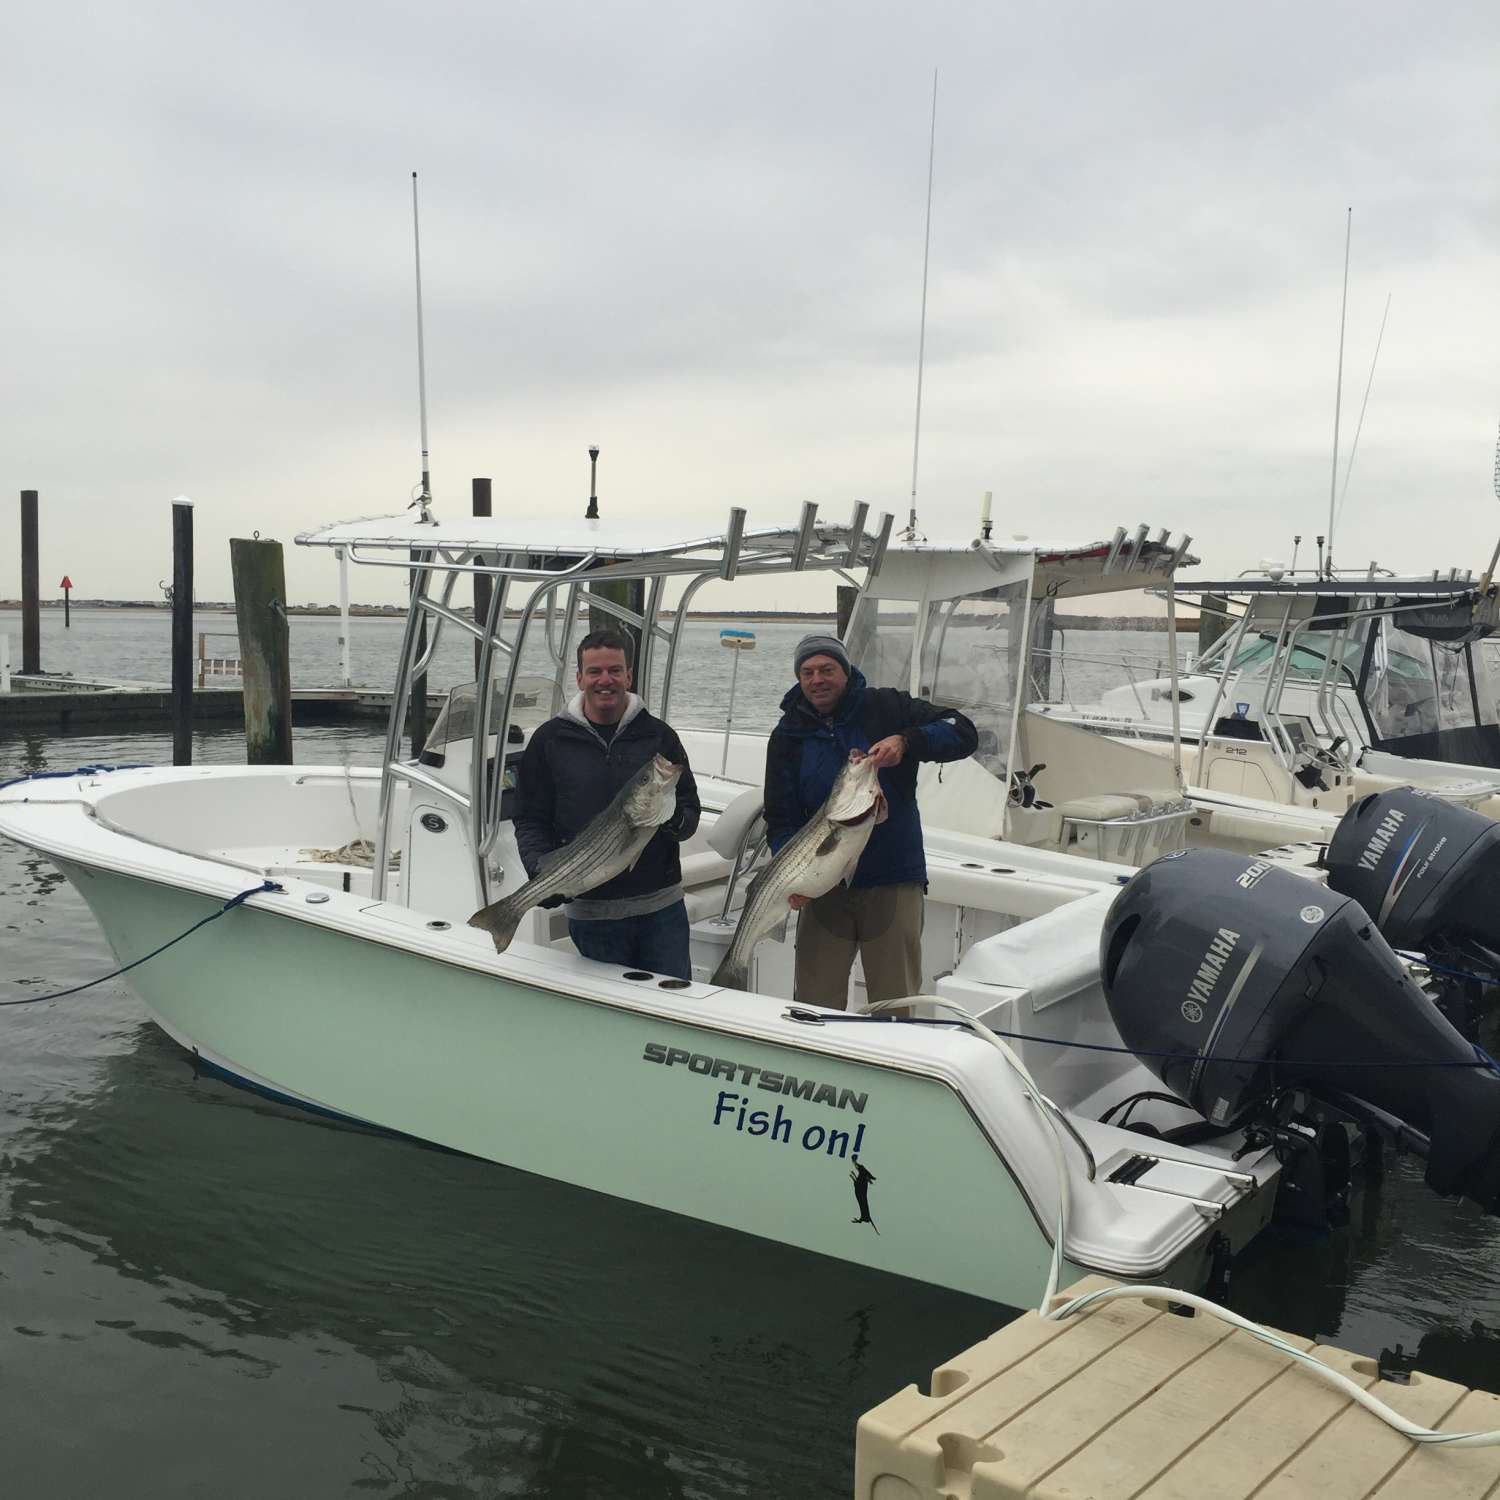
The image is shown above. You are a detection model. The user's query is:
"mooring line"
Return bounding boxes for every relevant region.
[3,880,280,1007]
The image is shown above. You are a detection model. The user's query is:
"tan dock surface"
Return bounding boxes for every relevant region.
[855,1276,1500,1499]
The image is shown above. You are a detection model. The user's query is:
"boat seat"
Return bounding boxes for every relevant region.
[707,787,765,858]
[1052,792,1154,822]
[679,849,734,888]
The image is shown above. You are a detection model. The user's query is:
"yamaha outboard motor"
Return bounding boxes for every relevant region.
[1326,787,1500,1035]
[1100,846,1500,1213]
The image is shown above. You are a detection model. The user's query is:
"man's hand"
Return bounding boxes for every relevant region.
[857,734,907,770]
[788,893,811,910]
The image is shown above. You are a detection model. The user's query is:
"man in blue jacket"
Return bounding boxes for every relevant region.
[514,629,700,979]
[763,633,977,1009]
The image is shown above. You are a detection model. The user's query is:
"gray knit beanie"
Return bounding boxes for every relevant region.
[794,633,851,674]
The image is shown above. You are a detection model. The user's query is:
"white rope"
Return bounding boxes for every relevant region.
[862,992,1500,1448]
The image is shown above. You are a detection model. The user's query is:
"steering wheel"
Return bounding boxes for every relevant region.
[1008,762,1049,809]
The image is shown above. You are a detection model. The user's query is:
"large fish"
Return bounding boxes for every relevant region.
[468,753,684,953]
[712,753,887,991]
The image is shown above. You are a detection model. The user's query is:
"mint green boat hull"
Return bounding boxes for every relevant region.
[64,862,1094,1307]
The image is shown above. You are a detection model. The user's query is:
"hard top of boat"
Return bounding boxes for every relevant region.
[1176,570,1482,598]
[297,503,891,570]
[871,524,1196,600]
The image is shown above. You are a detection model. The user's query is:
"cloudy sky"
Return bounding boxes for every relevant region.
[4,2,1498,611]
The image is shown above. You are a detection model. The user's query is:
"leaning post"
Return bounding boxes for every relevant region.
[171,498,195,765]
[20,489,40,674]
[230,536,294,764]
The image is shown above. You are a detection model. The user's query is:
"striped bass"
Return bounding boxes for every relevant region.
[468,753,684,953]
[712,753,887,991]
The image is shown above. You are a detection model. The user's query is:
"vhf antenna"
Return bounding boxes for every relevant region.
[409,171,435,524]
[1324,207,1352,577]
[1479,417,1500,595]
[903,69,937,545]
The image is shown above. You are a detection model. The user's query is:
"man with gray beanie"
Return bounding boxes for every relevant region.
[762,632,977,1009]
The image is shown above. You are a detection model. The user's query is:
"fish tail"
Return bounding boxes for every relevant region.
[711,953,751,991]
[467,896,525,953]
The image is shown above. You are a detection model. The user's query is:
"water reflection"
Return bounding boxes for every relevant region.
[4,1023,1003,1496]
[6,723,1500,1495]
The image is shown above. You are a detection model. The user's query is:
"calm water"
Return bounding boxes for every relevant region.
[2,616,1499,1496]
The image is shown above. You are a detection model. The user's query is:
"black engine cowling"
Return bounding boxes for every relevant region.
[1326,785,1500,953]
[1100,846,1500,1213]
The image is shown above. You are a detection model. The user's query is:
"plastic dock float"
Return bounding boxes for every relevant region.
[855,1276,1500,1499]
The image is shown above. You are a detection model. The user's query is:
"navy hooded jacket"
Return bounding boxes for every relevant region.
[763,664,978,889]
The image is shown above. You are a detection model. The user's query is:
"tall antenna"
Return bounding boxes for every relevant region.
[904,69,938,544]
[1334,291,1392,533]
[410,171,434,524]
[1480,417,1500,595]
[1324,207,1352,576]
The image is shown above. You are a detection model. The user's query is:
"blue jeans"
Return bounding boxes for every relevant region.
[568,899,692,981]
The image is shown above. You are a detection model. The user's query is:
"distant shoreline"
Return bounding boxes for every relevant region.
[0,602,1194,630]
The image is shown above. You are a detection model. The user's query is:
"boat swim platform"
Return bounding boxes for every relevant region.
[855,1276,1500,1499]
[1,678,436,732]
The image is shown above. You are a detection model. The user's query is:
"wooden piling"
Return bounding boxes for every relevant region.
[20,489,40,674]
[588,578,644,674]
[836,584,859,640]
[408,550,428,760]
[171,500,194,765]
[230,537,294,764]
[473,477,493,675]
[1199,592,1229,659]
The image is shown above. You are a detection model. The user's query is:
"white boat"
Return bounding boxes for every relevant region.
[1032,566,1500,819]
[6,503,1495,1308]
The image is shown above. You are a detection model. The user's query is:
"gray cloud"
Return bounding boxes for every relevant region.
[3,1,1497,610]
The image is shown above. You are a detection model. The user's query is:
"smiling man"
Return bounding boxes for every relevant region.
[764,633,977,1010]
[513,629,700,979]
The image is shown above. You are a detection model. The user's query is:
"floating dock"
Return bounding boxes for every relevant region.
[0,676,426,731]
[855,1276,1500,1499]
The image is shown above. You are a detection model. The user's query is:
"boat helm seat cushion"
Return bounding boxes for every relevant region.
[1053,792,1154,823]
[706,787,765,859]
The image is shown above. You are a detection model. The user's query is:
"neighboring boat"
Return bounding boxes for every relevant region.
[1032,567,1500,818]
[5,502,1496,1309]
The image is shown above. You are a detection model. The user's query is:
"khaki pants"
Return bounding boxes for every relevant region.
[794,882,925,1012]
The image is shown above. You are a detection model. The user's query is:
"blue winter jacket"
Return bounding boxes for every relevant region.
[763,665,978,889]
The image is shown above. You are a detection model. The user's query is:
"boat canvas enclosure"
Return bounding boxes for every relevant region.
[845,527,1195,841]
[1186,576,1500,769]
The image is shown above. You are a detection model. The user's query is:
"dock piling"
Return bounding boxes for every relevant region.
[20,489,40,674]
[472,477,492,675]
[836,584,858,640]
[408,549,428,760]
[171,499,195,765]
[230,536,294,764]
[1199,592,1229,660]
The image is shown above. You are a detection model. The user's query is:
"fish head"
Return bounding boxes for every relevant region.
[827,752,887,828]
[624,753,684,827]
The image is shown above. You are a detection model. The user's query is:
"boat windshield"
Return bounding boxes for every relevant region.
[1229,630,1365,682]
[849,581,1032,775]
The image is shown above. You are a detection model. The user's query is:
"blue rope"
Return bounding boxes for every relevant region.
[0,763,150,792]
[1393,948,1500,988]
[3,880,280,1007]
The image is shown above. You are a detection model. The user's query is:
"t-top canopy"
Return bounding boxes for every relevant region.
[296,501,893,578]
[865,524,1196,602]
